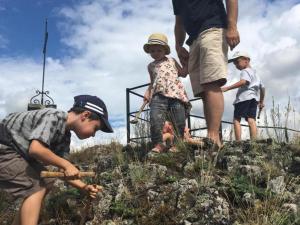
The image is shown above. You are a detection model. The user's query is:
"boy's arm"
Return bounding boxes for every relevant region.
[67,179,102,198]
[174,16,189,67]
[259,87,265,109]
[30,140,102,197]
[29,140,79,177]
[225,0,240,50]
[221,79,248,92]
[174,59,188,77]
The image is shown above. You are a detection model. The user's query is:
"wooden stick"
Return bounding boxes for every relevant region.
[257,107,262,119]
[40,171,95,178]
[130,101,148,124]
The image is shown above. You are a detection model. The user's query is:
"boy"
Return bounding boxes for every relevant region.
[0,94,113,225]
[222,52,265,141]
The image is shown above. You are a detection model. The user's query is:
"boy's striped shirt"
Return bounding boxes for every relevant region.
[1,108,71,159]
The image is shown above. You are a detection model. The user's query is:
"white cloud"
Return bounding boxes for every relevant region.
[0,0,300,146]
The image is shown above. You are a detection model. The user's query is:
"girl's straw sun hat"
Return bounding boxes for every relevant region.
[143,33,170,55]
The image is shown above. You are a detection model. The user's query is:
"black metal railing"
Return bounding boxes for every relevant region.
[126,83,212,143]
[126,83,300,143]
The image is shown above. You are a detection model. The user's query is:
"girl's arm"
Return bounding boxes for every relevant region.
[174,59,188,77]
[144,64,154,102]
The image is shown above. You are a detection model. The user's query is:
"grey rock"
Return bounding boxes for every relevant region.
[268,176,286,194]
[282,203,298,215]
[239,165,262,177]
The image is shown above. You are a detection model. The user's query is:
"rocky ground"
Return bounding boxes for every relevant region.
[0,139,300,225]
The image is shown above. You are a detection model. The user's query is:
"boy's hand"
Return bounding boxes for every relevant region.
[258,102,265,109]
[257,103,264,119]
[84,184,103,198]
[63,163,80,178]
[221,86,229,92]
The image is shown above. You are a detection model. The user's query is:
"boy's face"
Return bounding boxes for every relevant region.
[74,111,102,139]
[233,57,250,70]
[149,45,166,61]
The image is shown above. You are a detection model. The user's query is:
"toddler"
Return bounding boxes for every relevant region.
[143,33,190,153]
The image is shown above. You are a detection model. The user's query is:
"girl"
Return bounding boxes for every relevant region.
[143,33,190,153]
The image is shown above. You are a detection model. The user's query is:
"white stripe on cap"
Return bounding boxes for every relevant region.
[149,39,167,45]
[85,102,104,115]
[86,102,104,112]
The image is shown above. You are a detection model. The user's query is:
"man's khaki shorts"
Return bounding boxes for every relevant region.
[188,28,228,97]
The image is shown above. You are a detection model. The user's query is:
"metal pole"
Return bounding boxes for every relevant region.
[126,88,130,143]
[187,112,191,130]
[219,123,223,142]
[41,19,48,105]
[285,127,289,143]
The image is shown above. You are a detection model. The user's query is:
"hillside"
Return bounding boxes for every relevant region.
[0,139,300,225]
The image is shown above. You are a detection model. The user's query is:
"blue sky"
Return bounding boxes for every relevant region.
[0,0,71,58]
[1,0,300,146]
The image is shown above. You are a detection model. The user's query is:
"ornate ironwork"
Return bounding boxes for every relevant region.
[28,19,56,110]
[29,90,55,106]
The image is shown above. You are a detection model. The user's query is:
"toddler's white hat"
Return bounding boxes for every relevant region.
[228,51,250,63]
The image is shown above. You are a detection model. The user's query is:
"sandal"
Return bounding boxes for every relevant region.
[168,146,178,153]
[151,144,165,153]
[151,147,162,153]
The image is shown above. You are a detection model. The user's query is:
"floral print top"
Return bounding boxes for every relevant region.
[149,57,189,104]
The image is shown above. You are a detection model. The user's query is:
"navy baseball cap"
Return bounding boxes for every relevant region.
[73,95,113,133]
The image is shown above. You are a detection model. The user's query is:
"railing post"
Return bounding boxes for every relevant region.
[126,88,130,144]
[187,112,191,130]
[219,122,223,142]
[285,127,289,143]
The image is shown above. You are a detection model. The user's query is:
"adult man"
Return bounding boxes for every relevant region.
[172,0,240,147]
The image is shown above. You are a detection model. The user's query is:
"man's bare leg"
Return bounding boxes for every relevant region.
[233,118,242,141]
[202,83,224,146]
[14,188,47,225]
[247,118,257,140]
